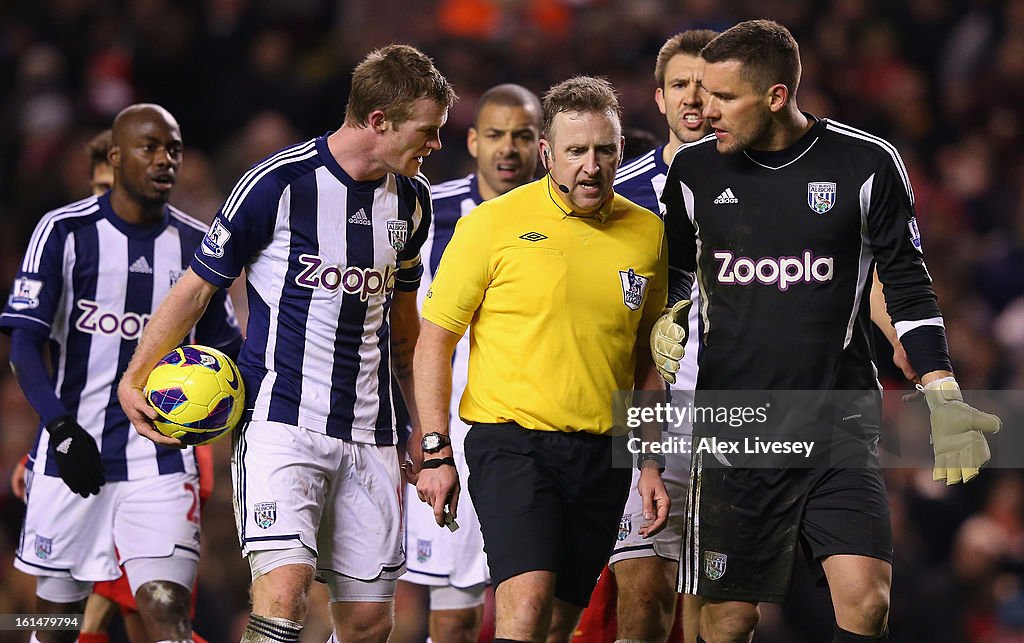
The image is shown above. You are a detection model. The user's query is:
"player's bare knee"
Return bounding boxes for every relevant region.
[123,555,196,638]
[366,619,393,643]
[431,608,483,643]
[250,557,315,606]
[835,584,890,635]
[617,596,672,641]
[251,564,315,620]
[614,560,676,640]
[505,596,550,637]
[336,619,391,643]
[136,579,190,611]
[135,580,192,637]
[703,601,758,643]
[334,604,392,642]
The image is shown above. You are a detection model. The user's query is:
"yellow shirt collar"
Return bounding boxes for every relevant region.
[546,176,615,223]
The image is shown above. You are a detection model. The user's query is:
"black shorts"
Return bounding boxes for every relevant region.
[680,447,893,603]
[464,422,632,607]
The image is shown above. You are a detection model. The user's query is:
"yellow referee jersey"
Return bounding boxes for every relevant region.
[421,178,667,435]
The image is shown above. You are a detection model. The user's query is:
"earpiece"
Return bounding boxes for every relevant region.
[543,149,570,194]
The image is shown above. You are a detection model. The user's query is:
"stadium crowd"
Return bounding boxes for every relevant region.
[1,0,1023,641]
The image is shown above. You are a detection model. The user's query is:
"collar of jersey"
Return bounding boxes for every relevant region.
[98,192,170,239]
[653,144,670,174]
[317,133,386,191]
[545,176,614,223]
[468,173,484,204]
[743,113,823,170]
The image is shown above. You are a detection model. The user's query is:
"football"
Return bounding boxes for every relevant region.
[144,345,245,446]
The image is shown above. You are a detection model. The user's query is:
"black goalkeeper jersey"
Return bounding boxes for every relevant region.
[662,116,942,394]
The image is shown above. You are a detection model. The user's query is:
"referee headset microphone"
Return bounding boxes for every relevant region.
[544,148,571,194]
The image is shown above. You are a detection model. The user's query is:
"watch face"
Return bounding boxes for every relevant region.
[423,433,442,452]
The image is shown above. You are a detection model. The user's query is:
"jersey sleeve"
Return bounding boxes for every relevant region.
[0,218,68,334]
[190,177,279,288]
[660,158,697,305]
[865,150,951,374]
[420,205,492,336]
[395,175,432,292]
[9,327,68,425]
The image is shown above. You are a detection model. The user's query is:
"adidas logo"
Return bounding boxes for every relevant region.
[713,188,739,204]
[348,208,371,225]
[128,256,153,274]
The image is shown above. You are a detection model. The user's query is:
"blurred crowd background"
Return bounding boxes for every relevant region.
[1,0,1023,641]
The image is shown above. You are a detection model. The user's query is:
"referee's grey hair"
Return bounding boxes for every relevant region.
[541,76,621,140]
[344,44,457,127]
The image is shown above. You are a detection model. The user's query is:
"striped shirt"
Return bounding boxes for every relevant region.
[191,135,431,445]
[1,193,241,481]
[614,146,669,217]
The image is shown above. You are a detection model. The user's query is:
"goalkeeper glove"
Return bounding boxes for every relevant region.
[650,300,691,384]
[47,416,105,497]
[923,378,1001,485]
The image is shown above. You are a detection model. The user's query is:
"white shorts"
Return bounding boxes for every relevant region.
[610,433,690,566]
[402,419,489,589]
[232,420,405,581]
[15,470,201,584]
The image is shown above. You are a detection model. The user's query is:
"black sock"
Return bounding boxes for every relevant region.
[833,625,888,642]
[696,637,708,643]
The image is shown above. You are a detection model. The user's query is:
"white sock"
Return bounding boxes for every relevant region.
[241,614,302,643]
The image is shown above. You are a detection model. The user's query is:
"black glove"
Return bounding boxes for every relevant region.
[47,416,105,497]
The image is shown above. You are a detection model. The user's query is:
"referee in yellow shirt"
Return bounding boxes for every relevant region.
[410,76,670,643]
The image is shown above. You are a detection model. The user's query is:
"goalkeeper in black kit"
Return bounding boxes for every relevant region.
[653,19,1002,643]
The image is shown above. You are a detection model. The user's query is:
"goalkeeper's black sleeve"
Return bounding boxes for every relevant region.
[661,155,697,307]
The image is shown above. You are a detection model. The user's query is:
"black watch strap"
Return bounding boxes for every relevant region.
[637,452,666,472]
[421,456,457,469]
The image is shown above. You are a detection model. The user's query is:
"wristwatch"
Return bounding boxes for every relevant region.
[637,452,666,472]
[421,432,451,454]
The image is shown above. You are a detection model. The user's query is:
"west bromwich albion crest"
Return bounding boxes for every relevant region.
[619,269,649,311]
[254,502,277,529]
[35,535,53,559]
[617,514,632,541]
[807,182,836,214]
[416,538,432,563]
[387,220,408,252]
[704,550,727,580]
